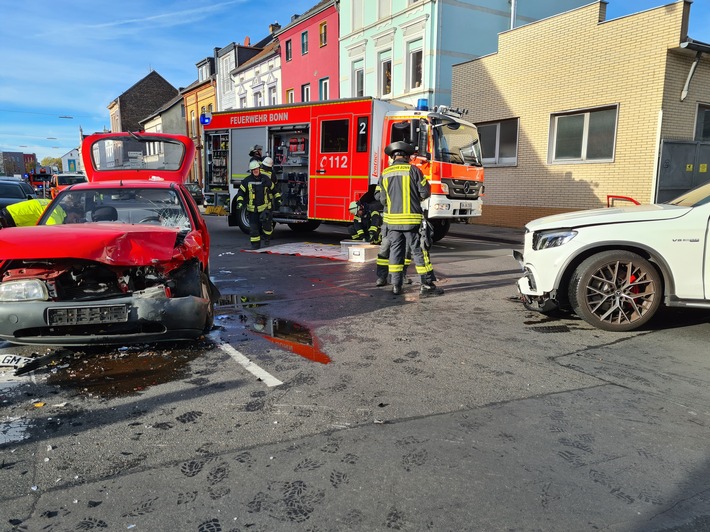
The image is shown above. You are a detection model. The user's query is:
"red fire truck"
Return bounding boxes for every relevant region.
[202,97,484,241]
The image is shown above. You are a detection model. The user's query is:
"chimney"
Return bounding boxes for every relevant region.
[244,36,250,46]
[291,13,300,22]
[269,22,281,34]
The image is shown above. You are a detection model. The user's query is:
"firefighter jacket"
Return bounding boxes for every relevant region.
[260,167,282,208]
[375,158,430,230]
[235,174,276,213]
[4,198,65,226]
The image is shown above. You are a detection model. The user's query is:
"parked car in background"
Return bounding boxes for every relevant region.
[0,132,217,346]
[185,182,205,206]
[514,181,710,332]
[49,172,88,198]
[0,177,38,209]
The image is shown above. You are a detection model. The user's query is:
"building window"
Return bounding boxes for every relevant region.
[254,91,263,107]
[301,83,310,102]
[551,106,617,162]
[352,0,363,31]
[352,60,364,97]
[319,78,330,101]
[198,64,209,82]
[239,95,247,108]
[301,31,308,55]
[285,40,292,61]
[379,52,392,97]
[695,104,710,141]
[319,22,327,47]
[477,118,519,166]
[268,86,277,105]
[407,39,423,90]
[378,0,391,19]
[286,89,294,103]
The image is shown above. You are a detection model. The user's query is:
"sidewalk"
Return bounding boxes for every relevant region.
[447,221,524,245]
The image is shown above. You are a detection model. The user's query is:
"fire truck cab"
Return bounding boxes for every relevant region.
[203,97,483,241]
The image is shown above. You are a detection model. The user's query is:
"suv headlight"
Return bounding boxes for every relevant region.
[532,229,578,250]
[0,280,49,301]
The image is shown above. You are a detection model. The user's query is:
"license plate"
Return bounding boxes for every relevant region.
[0,354,32,368]
[461,202,473,209]
[48,305,128,326]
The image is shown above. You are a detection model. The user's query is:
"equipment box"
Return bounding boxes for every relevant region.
[340,240,379,263]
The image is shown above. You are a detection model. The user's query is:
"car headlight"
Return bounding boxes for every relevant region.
[532,229,578,250]
[0,280,49,302]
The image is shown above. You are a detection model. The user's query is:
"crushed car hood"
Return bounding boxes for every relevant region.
[525,203,692,231]
[0,224,180,265]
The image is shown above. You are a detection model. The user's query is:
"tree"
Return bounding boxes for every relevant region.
[40,157,62,172]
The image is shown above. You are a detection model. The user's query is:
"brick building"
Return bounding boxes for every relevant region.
[452,0,710,228]
[108,70,179,132]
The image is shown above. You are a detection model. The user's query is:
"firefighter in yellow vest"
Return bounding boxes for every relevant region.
[235,160,277,249]
[0,198,82,228]
[375,141,442,297]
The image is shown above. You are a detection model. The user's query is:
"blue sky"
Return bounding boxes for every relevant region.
[1,0,708,164]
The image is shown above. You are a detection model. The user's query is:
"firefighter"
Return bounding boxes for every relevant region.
[249,144,264,163]
[261,156,282,210]
[0,198,82,228]
[375,222,412,287]
[375,141,442,297]
[347,198,383,243]
[235,160,276,249]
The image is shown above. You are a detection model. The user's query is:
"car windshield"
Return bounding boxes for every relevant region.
[40,187,192,231]
[0,183,26,199]
[665,181,710,207]
[89,136,186,171]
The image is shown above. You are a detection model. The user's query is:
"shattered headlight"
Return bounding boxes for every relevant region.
[532,229,578,250]
[0,280,49,302]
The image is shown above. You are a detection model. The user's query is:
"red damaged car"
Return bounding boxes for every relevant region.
[0,132,217,346]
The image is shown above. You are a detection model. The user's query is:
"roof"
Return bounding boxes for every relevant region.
[274,0,334,37]
[232,39,279,76]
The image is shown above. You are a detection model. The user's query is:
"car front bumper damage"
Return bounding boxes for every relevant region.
[0,285,209,346]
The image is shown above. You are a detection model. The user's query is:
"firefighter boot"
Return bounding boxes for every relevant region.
[420,280,444,297]
[392,283,404,295]
[376,277,387,287]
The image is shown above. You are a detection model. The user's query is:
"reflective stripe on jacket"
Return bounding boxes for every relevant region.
[235,174,275,213]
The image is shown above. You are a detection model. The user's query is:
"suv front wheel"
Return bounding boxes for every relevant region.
[568,250,662,332]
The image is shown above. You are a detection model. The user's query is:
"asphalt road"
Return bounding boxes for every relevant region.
[1,216,709,531]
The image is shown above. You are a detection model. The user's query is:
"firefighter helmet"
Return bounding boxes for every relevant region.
[249,160,261,171]
[251,144,263,152]
[262,156,273,168]
[348,201,359,215]
[384,141,415,158]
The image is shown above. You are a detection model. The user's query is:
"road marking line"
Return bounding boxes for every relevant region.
[219,343,283,387]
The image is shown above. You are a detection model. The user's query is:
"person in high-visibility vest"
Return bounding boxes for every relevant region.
[0,198,82,228]
[375,141,442,297]
[235,160,277,249]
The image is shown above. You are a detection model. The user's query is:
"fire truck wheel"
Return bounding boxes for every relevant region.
[236,203,250,235]
[288,220,321,233]
[431,219,450,242]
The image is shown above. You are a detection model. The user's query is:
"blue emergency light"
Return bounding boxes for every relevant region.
[416,99,429,111]
[200,112,212,125]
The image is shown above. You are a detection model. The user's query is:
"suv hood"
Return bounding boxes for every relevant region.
[0,224,180,265]
[526,203,691,232]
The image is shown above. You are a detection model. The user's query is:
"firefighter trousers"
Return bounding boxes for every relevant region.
[248,209,274,248]
[387,228,435,287]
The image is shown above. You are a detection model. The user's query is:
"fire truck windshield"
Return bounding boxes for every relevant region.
[433,123,482,167]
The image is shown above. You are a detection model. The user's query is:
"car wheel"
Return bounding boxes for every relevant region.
[568,250,662,332]
[201,273,215,333]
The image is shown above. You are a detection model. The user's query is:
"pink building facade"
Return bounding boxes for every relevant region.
[278,1,339,104]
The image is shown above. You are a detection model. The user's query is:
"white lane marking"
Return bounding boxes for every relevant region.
[219,343,283,387]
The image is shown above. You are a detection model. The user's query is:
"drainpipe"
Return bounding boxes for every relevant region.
[681,51,702,102]
[510,0,517,29]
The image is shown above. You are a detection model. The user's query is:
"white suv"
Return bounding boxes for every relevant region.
[514,182,710,331]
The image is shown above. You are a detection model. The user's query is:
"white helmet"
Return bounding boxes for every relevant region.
[262,157,273,168]
[249,160,261,171]
[348,201,359,215]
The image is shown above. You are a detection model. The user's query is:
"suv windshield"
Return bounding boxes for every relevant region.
[665,182,710,207]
